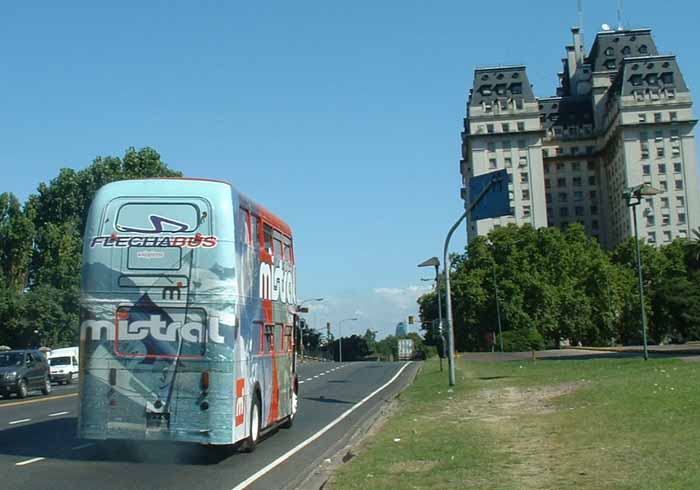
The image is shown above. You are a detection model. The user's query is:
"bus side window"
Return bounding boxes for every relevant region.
[275,324,283,352]
[263,224,273,253]
[273,237,282,260]
[265,325,275,353]
[285,325,293,352]
[241,208,251,243]
[254,321,265,354]
[283,237,291,263]
[251,215,259,247]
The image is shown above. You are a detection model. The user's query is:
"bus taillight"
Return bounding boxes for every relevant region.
[201,371,210,392]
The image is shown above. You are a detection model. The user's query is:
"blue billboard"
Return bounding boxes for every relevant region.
[468,169,512,220]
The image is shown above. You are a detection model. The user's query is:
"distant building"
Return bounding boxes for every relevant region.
[460,25,699,248]
[395,322,408,337]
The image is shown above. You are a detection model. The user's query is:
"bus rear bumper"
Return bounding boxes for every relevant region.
[79,424,234,446]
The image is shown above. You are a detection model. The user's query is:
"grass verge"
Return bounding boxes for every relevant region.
[327,356,700,490]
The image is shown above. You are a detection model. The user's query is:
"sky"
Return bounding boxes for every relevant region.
[1,1,699,339]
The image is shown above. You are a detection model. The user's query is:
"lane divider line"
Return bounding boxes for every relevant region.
[230,362,412,490]
[48,411,70,417]
[16,457,45,466]
[72,443,96,450]
[305,378,312,382]
[0,393,77,409]
[8,418,31,425]
[299,381,304,384]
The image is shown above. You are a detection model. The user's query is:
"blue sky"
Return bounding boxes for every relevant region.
[2,1,698,338]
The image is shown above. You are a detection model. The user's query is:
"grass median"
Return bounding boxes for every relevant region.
[328,356,700,490]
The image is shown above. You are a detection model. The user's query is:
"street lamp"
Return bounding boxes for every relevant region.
[418,257,445,371]
[623,183,660,361]
[296,298,324,355]
[486,240,504,353]
[338,317,358,363]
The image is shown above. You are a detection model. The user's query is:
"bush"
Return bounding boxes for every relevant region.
[498,328,545,352]
[420,345,438,359]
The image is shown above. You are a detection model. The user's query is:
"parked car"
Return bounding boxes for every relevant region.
[0,349,52,398]
[48,346,79,384]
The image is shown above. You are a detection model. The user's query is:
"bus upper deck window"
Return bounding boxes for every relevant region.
[251,215,259,245]
[273,238,282,260]
[263,224,273,252]
[283,237,292,262]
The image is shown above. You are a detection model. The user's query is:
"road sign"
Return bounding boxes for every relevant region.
[468,169,511,220]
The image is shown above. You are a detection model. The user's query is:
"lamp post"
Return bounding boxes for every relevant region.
[418,257,445,371]
[623,183,660,361]
[296,298,324,355]
[443,174,503,386]
[338,317,357,362]
[486,240,504,353]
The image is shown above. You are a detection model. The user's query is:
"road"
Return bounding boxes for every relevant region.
[0,361,417,490]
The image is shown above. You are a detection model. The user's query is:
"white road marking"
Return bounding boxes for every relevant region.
[319,373,325,376]
[229,362,412,490]
[72,443,96,450]
[48,411,70,417]
[299,381,304,384]
[16,457,45,466]
[313,375,319,378]
[8,418,31,425]
[305,378,312,382]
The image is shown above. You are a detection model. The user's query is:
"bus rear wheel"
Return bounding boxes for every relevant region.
[240,395,261,453]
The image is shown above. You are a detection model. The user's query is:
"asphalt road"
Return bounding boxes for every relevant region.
[0,361,417,490]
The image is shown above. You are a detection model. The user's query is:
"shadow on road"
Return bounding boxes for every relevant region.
[302,396,354,405]
[0,417,246,465]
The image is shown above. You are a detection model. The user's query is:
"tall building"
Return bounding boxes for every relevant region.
[460,26,699,249]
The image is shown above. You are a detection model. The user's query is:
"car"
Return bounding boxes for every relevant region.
[48,346,79,385]
[0,349,52,398]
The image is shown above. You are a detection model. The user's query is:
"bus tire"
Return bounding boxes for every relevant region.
[240,394,261,453]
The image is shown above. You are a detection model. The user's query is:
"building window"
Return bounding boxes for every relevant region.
[664,231,672,242]
[502,123,510,132]
[672,147,681,156]
[670,112,678,121]
[545,193,552,204]
[560,207,569,217]
[670,130,680,140]
[517,139,526,149]
[572,161,581,171]
[500,100,508,110]
[646,198,654,209]
[556,162,565,171]
[523,205,531,217]
[654,112,662,122]
[589,190,597,200]
[573,177,582,187]
[503,140,512,149]
[505,157,513,167]
[675,179,684,190]
[657,147,665,157]
[587,160,595,171]
[520,172,529,183]
[485,103,493,113]
[658,164,666,174]
[575,206,584,217]
[557,177,566,188]
[574,191,583,201]
[676,196,685,207]
[515,99,524,110]
[591,205,598,215]
[588,176,596,185]
[487,124,494,133]
[648,232,656,244]
[542,148,549,158]
[661,197,669,209]
[518,157,528,167]
[660,181,668,191]
[517,122,525,131]
[640,131,649,141]
[489,158,497,169]
[646,215,656,227]
[655,130,663,141]
[544,178,551,189]
[642,165,650,176]
[559,192,568,202]
[679,213,687,224]
[571,146,580,155]
[592,220,599,230]
[521,189,530,201]
[638,113,647,123]
[662,214,670,226]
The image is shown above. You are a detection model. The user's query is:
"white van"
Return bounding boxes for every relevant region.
[48,347,79,385]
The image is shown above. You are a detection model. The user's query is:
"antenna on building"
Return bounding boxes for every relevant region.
[617,0,624,30]
[577,0,584,31]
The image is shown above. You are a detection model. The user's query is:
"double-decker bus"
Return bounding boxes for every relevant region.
[78,178,299,450]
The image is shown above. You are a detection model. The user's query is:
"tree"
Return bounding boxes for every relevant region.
[330,335,369,361]
[0,193,34,292]
[362,328,377,353]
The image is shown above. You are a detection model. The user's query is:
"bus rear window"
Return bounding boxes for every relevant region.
[115,203,200,234]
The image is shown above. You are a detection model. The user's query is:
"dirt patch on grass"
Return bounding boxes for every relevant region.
[387,460,438,474]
